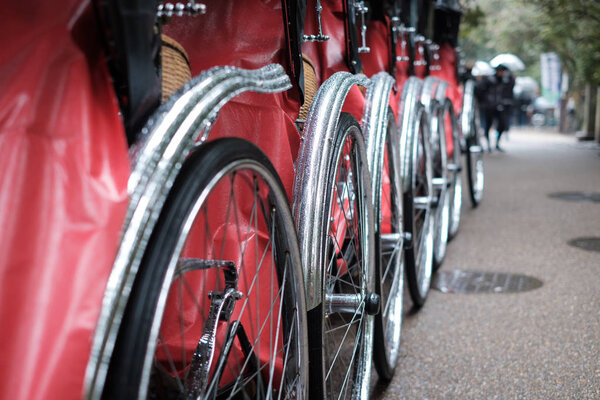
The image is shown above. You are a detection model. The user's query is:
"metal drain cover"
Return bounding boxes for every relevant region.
[568,237,600,253]
[432,270,543,294]
[548,191,600,203]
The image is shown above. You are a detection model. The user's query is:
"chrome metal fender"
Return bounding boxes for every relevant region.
[421,76,445,165]
[362,72,396,200]
[84,64,292,400]
[435,81,460,158]
[421,76,440,114]
[435,80,449,104]
[461,79,476,139]
[293,71,373,310]
[398,77,425,193]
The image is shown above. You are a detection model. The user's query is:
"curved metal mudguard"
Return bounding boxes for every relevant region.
[461,79,476,139]
[84,64,292,400]
[362,72,396,189]
[435,80,449,103]
[421,76,441,114]
[293,71,372,310]
[398,77,425,193]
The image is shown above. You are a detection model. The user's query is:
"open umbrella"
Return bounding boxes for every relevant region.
[534,96,555,110]
[514,76,539,95]
[472,60,495,77]
[490,53,526,71]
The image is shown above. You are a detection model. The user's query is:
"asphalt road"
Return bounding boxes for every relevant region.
[374,127,600,399]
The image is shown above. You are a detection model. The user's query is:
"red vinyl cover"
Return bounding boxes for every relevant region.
[361,18,405,118]
[431,43,463,157]
[0,1,461,398]
[162,0,302,198]
[0,2,130,399]
[431,43,463,113]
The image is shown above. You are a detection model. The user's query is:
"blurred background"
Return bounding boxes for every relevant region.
[458,0,600,138]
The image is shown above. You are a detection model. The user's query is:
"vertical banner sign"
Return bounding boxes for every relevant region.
[540,52,562,107]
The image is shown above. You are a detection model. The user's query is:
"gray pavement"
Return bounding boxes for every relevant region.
[374,127,600,399]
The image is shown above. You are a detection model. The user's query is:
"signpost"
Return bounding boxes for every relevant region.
[540,52,562,107]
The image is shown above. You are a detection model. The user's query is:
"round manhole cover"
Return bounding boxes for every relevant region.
[548,191,600,203]
[567,237,600,253]
[432,270,543,294]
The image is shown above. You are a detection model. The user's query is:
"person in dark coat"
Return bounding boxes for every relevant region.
[475,64,515,151]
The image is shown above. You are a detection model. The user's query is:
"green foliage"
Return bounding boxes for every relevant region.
[459,0,600,87]
[528,0,600,85]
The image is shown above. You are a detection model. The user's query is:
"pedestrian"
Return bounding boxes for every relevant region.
[475,64,515,151]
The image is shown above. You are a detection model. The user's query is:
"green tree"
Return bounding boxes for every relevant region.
[527,0,600,86]
[460,0,600,86]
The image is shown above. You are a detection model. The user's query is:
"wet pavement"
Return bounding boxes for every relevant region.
[374,127,600,399]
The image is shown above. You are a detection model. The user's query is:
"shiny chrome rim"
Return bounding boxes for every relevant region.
[472,152,485,202]
[470,102,485,204]
[430,103,449,266]
[434,187,450,262]
[449,168,462,237]
[378,132,404,367]
[140,160,307,399]
[447,102,462,238]
[412,110,434,299]
[363,72,404,373]
[323,125,374,400]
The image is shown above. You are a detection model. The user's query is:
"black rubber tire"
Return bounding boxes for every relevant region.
[102,138,306,400]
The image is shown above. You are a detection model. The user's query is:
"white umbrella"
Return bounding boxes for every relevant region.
[490,53,526,71]
[472,60,495,77]
[514,76,539,94]
[534,96,555,110]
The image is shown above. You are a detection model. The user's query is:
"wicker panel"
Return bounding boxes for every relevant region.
[161,34,192,102]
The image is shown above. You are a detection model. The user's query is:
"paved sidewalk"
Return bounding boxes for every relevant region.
[375,128,600,399]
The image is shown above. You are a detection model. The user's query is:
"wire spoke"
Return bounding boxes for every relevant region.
[157,333,186,393]
[324,301,364,381]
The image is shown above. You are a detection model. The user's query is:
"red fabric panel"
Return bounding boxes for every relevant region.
[0,3,129,400]
[207,96,301,199]
[360,20,391,78]
[430,44,462,112]
[162,0,302,197]
[413,42,429,79]
[302,0,347,84]
[431,43,463,157]
[391,30,412,118]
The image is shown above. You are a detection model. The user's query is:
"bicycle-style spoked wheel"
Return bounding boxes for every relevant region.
[303,113,375,400]
[462,80,484,207]
[371,111,404,381]
[444,99,463,240]
[103,138,308,400]
[430,102,450,271]
[466,122,484,207]
[403,105,435,308]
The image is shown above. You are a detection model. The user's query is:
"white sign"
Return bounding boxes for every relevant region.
[540,52,562,106]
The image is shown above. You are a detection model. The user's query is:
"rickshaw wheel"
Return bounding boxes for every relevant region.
[102,138,308,400]
[466,100,485,207]
[447,102,463,240]
[431,103,450,271]
[404,106,435,308]
[306,113,375,400]
[372,110,405,381]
